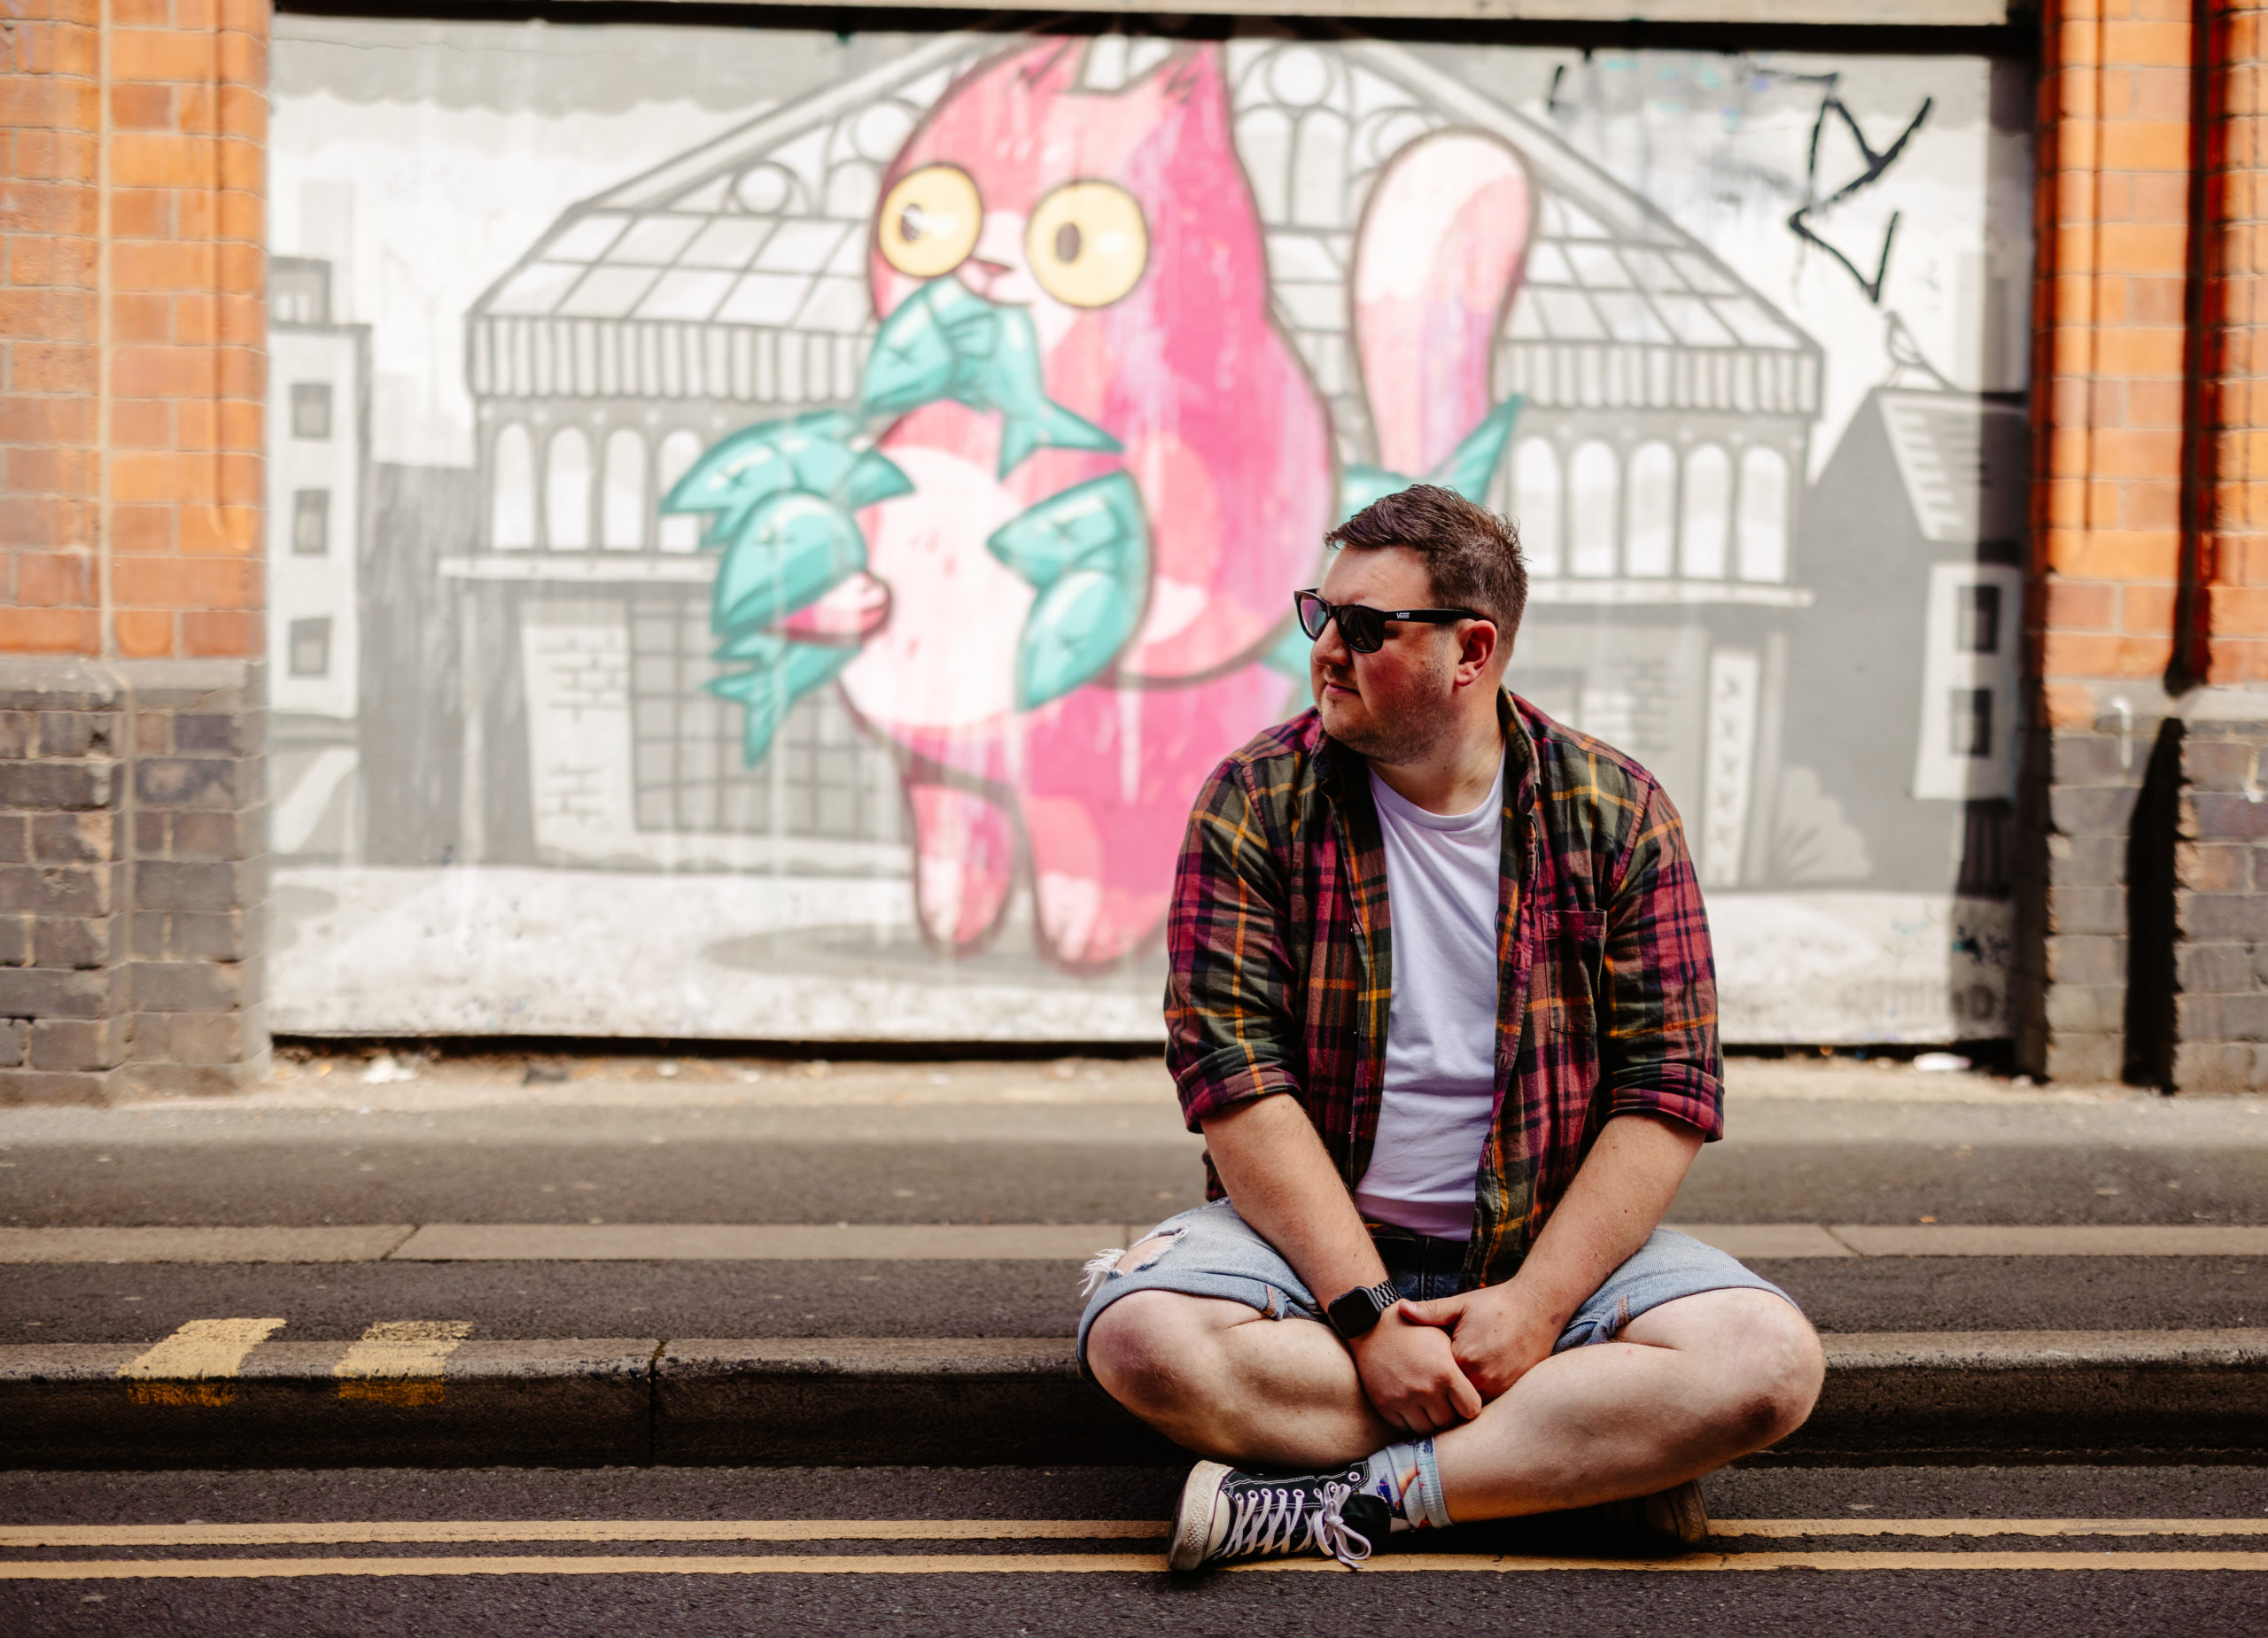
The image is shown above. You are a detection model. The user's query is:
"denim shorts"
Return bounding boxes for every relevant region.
[1074,1198,1798,1369]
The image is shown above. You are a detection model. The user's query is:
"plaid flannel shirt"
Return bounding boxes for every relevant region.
[1163,690,1723,1291]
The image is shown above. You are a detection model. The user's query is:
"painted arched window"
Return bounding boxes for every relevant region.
[1737,446,1790,583]
[1511,439,1562,578]
[656,430,704,553]
[491,424,535,550]
[1625,442,1675,578]
[1682,444,1731,579]
[546,426,593,550]
[602,428,647,551]
[1568,441,1619,578]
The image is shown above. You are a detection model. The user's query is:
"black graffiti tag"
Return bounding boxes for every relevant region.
[1789,93,1933,306]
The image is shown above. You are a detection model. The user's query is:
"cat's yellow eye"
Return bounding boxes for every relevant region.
[877,164,982,280]
[1026,181,1148,308]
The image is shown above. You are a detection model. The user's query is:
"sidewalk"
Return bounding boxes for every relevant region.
[3,1056,2266,1468]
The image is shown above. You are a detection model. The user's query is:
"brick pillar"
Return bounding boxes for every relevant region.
[2018,0,2199,1083]
[1,1,269,1102]
[2165,1,2268,1091]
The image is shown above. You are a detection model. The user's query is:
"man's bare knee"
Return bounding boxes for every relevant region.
[1086,1290,1239,1417]
[1625,1287,1825,1448]
[1721,1300,1825,1447]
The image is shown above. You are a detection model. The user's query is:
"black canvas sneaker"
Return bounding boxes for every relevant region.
[1602,1478,1710,1547]
[1168,1459,1395,1572]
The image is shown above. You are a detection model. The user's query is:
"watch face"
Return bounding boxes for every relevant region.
[1330,1283,1389,1338]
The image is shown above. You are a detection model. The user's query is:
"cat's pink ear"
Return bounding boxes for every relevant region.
[1353,130,1533,479]
[1155,43,1223,105]
[1012,36,1084,94]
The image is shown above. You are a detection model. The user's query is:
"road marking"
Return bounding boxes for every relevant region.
[1673,1225,1852,1259]
[9,1506,2258,1542]
[0,1228,416,1264]
[4,1223,2264,1264]
[388,1223,1131,1261]
[116,1319,284,1408]
[4,1551,2268,1579]
[1715,1519,2268,1538]
[1232,1551,2268,1573]
[334,1321,472,1406]
[1826,1225,2268,1257]
[6,1518,2262,1551]
[0,1520,1168,1548]
[1820,1328,2268,1369]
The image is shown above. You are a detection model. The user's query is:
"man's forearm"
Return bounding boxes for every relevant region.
[1504,1113,1704,1331]
[1200,1093,1388,1308]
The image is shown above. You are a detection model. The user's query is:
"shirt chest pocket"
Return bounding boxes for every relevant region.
[1526,910,1606,1040]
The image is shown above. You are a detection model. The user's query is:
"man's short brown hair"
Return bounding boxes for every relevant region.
[1324,483,1527,638]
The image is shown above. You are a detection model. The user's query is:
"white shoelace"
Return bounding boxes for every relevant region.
[1219,1479,1373,1567]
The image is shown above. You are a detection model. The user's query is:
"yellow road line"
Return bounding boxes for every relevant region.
[7,1519,2266,1550]
[334,1321,472,1406]
[0,1520,1167,1548]
[119,1320,285,1380]
[1234,1551,2268,1574]
[1714,1519,2268,1538]
[4,1551,2268,1580]
[116,1320,285,1408]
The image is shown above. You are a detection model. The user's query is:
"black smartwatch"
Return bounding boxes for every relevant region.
[1326,1279,1401,1340]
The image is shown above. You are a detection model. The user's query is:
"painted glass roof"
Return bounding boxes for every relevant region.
[470,35,1820,421]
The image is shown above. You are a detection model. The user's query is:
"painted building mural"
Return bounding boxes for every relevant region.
[267,19,2034,1042]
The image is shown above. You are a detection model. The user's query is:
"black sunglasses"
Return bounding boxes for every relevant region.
[1293,589,1486,656]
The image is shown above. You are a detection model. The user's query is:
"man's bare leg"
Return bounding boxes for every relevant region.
[1429,1288,1824,1518]
[1085,1286,1391,1467]
[1085,1284,1823,1519]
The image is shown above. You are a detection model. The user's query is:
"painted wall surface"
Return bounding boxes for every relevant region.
[267,19,2034,1043]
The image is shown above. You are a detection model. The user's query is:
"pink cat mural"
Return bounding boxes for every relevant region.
[671,37,1533,971]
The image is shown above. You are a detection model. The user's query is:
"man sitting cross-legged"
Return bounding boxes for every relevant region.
[1079,485,1824,1572]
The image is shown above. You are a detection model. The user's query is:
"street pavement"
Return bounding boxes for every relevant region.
[4,1054,2264,1230]
[3,1463,2266,1634]
[6,1251,2264,1340]
[4,1055,2265,1345]
[5,1053,2268,1629]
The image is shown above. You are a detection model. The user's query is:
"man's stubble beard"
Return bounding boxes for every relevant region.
[1315,648,1458,767]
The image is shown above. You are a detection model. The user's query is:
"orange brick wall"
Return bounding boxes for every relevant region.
[0,0,267,662]
[2201,1,2268,682]
[2031,0,2199,726]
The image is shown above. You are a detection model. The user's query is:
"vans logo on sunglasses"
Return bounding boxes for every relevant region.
[1293,590,1486,655]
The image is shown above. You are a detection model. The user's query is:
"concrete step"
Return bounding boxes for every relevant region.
[7,1329,2268,1471]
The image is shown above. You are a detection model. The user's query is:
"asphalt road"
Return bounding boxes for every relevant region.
[4,1254,2264,1341]
[3,1465,2264,1637]
[4,1083,2266,1229]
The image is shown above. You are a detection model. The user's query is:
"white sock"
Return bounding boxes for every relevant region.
[1360,1439,1454,1531]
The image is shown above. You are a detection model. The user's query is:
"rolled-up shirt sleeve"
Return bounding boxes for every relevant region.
[1164,758,1305,1131]
[1598,780,1724,1140]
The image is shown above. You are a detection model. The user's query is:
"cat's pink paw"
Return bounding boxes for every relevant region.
[1032,870,1164,971]
[908,783,1017,952]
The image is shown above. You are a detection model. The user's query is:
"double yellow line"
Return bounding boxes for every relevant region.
[4,1519,2266,1579]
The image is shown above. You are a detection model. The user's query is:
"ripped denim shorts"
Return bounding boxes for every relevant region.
[1073,1198,1796,1370]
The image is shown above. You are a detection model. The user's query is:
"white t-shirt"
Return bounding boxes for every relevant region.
[1352,753,1506,1241]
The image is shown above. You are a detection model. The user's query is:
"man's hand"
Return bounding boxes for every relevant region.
[1348,1304,1485,1436]
[1402,1282,1563,1401]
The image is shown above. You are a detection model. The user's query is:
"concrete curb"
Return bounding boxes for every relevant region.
[4,1331,2265,1471]
[14,1222,2268,1265]
[1793,1329,2268,1462]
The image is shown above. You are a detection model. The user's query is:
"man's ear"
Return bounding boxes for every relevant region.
[1455,619,1500,686]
